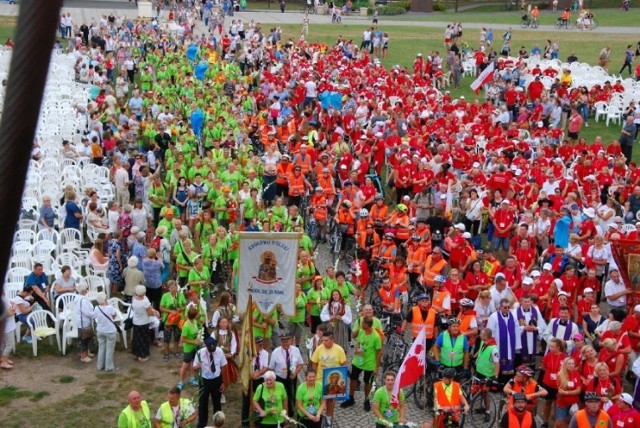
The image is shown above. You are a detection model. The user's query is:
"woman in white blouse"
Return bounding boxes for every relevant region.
[131,285,159,363]
[93,291,118,372]
[474,290,496,331]
[595,197,616,231]
[74,282,96,363]
[320,289,352,351]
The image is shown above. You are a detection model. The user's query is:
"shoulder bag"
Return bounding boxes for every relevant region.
[79,298,95,340]
[97,305,123,334]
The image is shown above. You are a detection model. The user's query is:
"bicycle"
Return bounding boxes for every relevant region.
[520,15,539,29]
[574,16,599,30]
[413,358,443,412]
[466,377,499,427]
[554,18,574,29]
[434,408,466,428]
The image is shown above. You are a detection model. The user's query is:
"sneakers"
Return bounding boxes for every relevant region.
[189,377,199,387]
[81,357,93,363]
[221,394,226,403]
[364,399,371,412]
[22,335,32,344]
[137,357,149,362]
[88,352,95,358]
[340,398,355,408]
[177,381,185,391]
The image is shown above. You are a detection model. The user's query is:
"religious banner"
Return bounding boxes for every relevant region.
[322,366,349,401]
[237,232,299,316]
[609,238,640,310]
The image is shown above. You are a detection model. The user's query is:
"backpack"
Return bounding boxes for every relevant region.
[151,236,162,252]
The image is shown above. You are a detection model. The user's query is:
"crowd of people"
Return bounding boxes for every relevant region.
[3,0,640,427]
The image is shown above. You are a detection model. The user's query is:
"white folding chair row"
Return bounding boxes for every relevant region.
[27,310,61,356]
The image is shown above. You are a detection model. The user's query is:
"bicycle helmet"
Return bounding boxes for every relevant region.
[512,392,527,403]
[584,392,601,402]
[434,275,446,283]
[442,368,456,378]
[517,365,534,377]
[375,193,384,201]
[342,200,352,208]
[359,208,369,217]
[411,234,421,241]
[417,293,430,301]
[397,204,408,212]
[459,298,474,307]
[384,232,395,239]
[315,186,323,192]
[448,318,461,325]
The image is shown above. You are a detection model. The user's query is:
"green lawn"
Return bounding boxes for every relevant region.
[0,16,15,41]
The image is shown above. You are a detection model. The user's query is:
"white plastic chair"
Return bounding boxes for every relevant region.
[605,105,623,127]
[12,241,33,257]
[10,255,33,271]
[26,310,60,356]
[14,229,36,245]
[81,275,108,300]
[35,229,60,248]
[6,267,30,284]
[108,297,130,348]
[54,293,76,326]
[593,101,608,123]
[61,308,79,356]
[59,228,82,253]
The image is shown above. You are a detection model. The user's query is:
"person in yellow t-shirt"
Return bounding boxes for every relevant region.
[309,326,347,421]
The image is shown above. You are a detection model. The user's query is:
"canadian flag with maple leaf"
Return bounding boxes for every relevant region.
[391,325,427,405]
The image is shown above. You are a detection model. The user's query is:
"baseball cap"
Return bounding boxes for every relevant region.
[634,304,640,313]
[530,270,541,277]
[543,263,552,271]
[621,393,634,405]
[583,288,594,295]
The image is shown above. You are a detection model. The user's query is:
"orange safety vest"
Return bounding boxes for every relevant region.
[421,256,447,287]
[337,209,355,235]
[407,246,427,273]
[277,162,293,185]
[294,154,313,175]
[314,162,335,178]
[434,381,461,411]
[358,231,380,254]
[460,312,477,346]
[392,213,411,240]
[341,188,357,204]
[389,265,408,292]
[508,408,534,428]
[411,305,436,339]
[311,194,328,222]
[417,226,433,254]
[379,285,397,308]
[432,288,451,314]
[574,409,610,428]
[370,204,388,221]
[317,175,336,196]
[356,218,373,234]
[507,380,539,410]
[288,173,305,196]
[377,243,396,268]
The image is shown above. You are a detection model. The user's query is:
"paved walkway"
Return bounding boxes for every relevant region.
[0,2,637,35]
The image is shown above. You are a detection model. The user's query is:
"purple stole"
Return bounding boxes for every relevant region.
[517,307,538,356]
[497,312,517,373]
[552,319,573,341]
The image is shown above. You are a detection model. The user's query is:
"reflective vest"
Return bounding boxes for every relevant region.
[370,204,388,221]
[460,312,477,346]
[120,401,151,428]
[314,162,335,178]
[574,409,610,428]
[157,398,192,428]
[377,243,396,265]
[276,162,293,184]
[475,342,497,377]
[389,265,408,291]
[311,195,328,221]
[440,331,465,367]
[422,256,447,287]
[288,173,305,196]
[380,285,397,308]
[341,188,356,204]
[507,380,539,409]
[411,305,436,339]
[317,175,336,196]
[337,209,355,235]
[394,214,411,240]
[417,226,433,254]
[294,154,313,175]
[407,246,427,273]
[434,381,461,411]
[358,231,380,252]
[432,288,451,314]
[508,408,534,428]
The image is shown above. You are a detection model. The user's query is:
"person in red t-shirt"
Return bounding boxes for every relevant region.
[492,200,515,254]
[541,338,566,427]
[554,356,583,426]
[608,394,640,428]
[621,305,640,367]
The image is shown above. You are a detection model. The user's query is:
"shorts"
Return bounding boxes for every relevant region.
[541,382,557,401]
[163,325,180,343]
[350,365,375,384]
[183,350,196,363]
[567,131,579,139]
[555,404,571,421]
[276,183,288,197]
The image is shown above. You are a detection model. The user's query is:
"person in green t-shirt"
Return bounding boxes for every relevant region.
[178,307,202,390]
[175,240,199,286]
[295,369,326,427]
[331,271,358,306]
[372,371,406,428]
[253,371,288,426]
[287,284,307,347]
[306,276,330,334]
[296,250,316,293]
[340,317,382,411]
[159,281,187,361]
[323,267,338,293]
[187,257,211,301]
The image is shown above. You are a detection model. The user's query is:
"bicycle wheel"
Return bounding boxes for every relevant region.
[520,21,529,29]
[413,375,434,412]
[468,392,497,428]
[531,20,539,29]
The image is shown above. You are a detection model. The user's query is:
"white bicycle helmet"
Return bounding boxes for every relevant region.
[359,208,369,217]
[434,275,446,283]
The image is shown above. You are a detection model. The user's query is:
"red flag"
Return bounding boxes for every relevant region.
[470,61,495,95]
[391,325,427,402]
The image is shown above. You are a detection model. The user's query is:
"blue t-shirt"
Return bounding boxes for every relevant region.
[64,201,82,230]
[25,272,49,291]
